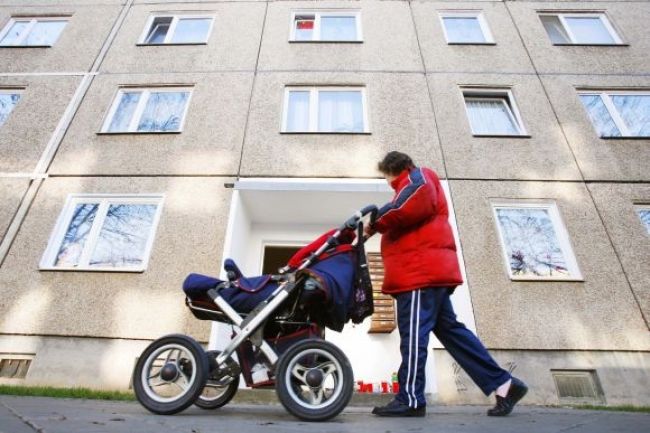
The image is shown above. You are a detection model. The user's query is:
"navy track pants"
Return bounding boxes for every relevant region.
[394,287,511,408]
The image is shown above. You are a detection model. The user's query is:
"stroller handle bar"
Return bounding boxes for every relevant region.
[340,204,378,231]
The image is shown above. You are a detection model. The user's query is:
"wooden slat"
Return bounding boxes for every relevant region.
[367,253,396,334]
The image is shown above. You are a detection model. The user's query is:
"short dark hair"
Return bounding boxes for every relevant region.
[377,151,414,175]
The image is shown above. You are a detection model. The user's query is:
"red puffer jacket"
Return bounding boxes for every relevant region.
[372,167,463,294]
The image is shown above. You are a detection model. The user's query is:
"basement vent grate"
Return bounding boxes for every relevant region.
[0,358,32,379]
[551,369,605,404]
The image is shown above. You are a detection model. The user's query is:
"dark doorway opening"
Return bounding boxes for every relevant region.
[262,245,303,274]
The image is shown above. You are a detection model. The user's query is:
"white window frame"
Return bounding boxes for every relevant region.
[289,10,363,42]
[100,86,193,134]
[439,10,494,44]
[138,14,215,45]
[40,194,165,273]
[0,16,69,47]
[578,90,650,138]
[635,204,650,236]
[281,86,370,133]
[461,87,528,136]
[491,200,583,282]
[539,12,623,45]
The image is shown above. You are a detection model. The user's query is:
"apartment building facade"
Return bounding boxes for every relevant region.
[0,0,649,406]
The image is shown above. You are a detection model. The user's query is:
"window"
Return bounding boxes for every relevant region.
[579,91,650,138]
[462,88,527,136]
[439,11,494,44]
[41,195,163,272]
[290,10,362,42]
[139,15,214,45]
[282,87,369,133]
[0,17,68,47]
[539,13,622,45]
[0,90,21,128]
[101,87,192,133]
[636,206,650,235]
[492,201,582,281]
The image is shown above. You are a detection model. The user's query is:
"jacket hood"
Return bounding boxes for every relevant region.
[390,169,411,191]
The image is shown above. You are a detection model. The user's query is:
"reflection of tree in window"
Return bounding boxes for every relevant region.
[638,210,650,235]
[137,92,189,132]
[0,93,20,127]
[56,203,98,267]
[89,205,157,268]
[497,208,569,277]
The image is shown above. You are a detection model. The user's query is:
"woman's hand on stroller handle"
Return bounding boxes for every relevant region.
[341,205,378,230]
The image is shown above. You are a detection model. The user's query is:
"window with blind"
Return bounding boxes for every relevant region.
[462,88,527,136]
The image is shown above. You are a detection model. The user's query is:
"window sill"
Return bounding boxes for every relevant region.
[39,267,146,273]
[472,134,532,138]
[447,42,496,46]
[600,136,649,140]
[280,131,371,135]
[96,131,182,135]
[552,43,629,47]
[509,277,584,283]
[0,45,52,48]
[288,40,363,44]
[136,42,208,46]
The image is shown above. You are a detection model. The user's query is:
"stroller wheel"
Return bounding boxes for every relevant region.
[132,334,208,415]
[275,339,354,421]
[194,352,240,410]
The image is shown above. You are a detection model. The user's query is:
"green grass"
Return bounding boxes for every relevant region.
[568,404,650,413]
[0,385,135,401]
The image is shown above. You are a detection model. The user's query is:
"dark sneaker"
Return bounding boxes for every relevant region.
[487,377,528,417]
[372,399,426,417]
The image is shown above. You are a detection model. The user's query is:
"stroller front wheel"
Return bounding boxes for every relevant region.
[132,334,209,415]
[275,339,354,421]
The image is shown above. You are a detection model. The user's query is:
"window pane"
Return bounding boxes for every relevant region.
[0,21,29,45]
[638,209,650,235]
[294,16,314,41]
[496,208,570,278]
[145,17,172,44]
[55,203,99,267]
[443,17,486,43]
[137,91,189,132]
[107,92,141,132]
[171,18,211,43]
[0,93,21,127]
[318,91,364,132]
[465,98,518,135]
[610,95,650,137]
[579,95,621,137]
[286,91,310,131]
[565,17,615,44]
[540,15,570,44]
[320,16,357,41]
[89,204,157,268]
[24,21,67,46]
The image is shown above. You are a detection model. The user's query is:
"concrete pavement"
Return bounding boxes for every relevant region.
[1,395,649,433]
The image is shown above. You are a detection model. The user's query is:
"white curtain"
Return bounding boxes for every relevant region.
[565,17,614,44]
[466,99,518,135]
[443,17,485,43]
[318,91,363,132]
[286,91,310,132]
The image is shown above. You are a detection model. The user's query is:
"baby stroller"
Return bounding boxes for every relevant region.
[132,205,378,421]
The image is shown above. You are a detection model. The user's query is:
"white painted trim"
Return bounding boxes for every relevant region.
[39,194,165,272]
[461,87,527,136]
[289,9,362,42]
[281,86,369,133]
[491,200,583,281]
[439,10,494,44]
[100,86,194,133]
[234,177,391,192]
[0,17,69,47]
[139,14,215,45]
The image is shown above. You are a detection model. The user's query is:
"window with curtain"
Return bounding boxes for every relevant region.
[539,13,622,45]
[463,91,525,135]
[0,17,68,47]
[102,87,192,133]
[579,92,650,138]
[440,12,493,44]
[492,203,582,280]
[290,11,361,42]
[0,92,21,128]
[41,195,164,272]
[283,87,367,133]
[141,15,213,44]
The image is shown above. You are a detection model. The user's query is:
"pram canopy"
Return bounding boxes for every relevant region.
[183,228,369,331]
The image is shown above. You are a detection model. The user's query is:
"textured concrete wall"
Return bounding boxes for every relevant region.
[434,348,650,406]
[450,179,650,351]
[240,71,445,177]
[100,1,266,73]
[48,73,254,175]
[0,176,234,341]
[0,2,121,73]
[0,178,28,240]
[587,183,650,328]
[0,75,81,173]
